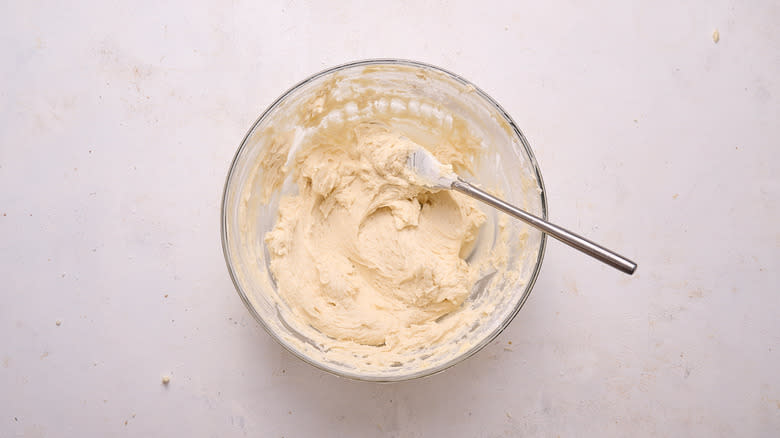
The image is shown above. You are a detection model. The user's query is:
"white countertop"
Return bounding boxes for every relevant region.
[2,1,778,436]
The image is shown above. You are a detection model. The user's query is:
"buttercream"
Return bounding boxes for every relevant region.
[265,123,486,351]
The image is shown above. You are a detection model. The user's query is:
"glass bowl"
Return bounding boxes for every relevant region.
[221,59,547,382]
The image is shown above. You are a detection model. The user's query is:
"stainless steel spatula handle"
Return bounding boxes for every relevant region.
[452,178,637,275]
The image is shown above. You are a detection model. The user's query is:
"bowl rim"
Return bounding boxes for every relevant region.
[220,58,548,382]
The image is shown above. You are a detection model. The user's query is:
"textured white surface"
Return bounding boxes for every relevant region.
[1,1,778,436]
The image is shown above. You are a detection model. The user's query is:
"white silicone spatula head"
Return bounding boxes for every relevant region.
[406,147,457,189]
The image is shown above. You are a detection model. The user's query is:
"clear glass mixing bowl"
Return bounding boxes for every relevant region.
[221,59,547,381]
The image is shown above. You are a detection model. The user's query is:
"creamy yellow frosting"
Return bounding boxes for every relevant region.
[265,123,486,350]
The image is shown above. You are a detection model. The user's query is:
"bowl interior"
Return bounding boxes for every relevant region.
[222,60,546,381]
